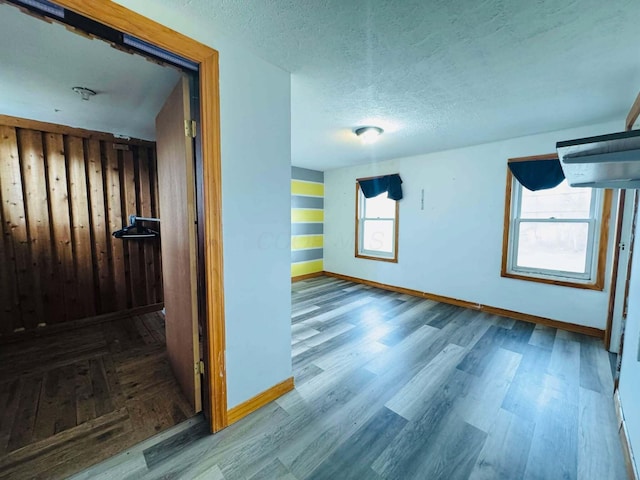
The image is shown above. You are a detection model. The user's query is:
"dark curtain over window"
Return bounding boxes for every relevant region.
[508,159,565,191]
[358,174,403,200]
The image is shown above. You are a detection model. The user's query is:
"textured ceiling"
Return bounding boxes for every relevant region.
[0,3,181,140]
[143,0,640,169]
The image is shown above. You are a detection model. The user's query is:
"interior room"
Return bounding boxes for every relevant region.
[0,3,207,477]
[2,0,640,479]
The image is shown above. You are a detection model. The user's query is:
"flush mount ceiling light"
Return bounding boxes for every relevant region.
[354,126,384,144]
[72,86,97,101]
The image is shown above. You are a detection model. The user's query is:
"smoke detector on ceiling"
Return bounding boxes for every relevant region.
[72,86,97,101]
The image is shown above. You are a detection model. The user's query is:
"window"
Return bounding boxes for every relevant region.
[502,163,612,289]
[355,182,399,262]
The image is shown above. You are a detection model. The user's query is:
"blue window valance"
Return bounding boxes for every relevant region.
[508,158,565,191]
[358,174,403,200]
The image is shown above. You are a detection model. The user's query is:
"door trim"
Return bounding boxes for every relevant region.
[605,190,626,349]
[53,0,227,431]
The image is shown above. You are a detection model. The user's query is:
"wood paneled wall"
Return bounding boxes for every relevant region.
[0,118,162,335]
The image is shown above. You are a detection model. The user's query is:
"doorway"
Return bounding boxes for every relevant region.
[0,1,226,476]
[607,191,637,354]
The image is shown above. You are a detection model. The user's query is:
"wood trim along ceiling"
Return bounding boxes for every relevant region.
[52,0,228,432]
[323,271,605,338]
[500,167,613,291]
[227,377,295,426]
[0,114,155,147]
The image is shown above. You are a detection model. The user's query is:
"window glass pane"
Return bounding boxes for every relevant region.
[520,180,592,219]
[516,222,589,273]
[362,220,394,253]
[364,192,396,219]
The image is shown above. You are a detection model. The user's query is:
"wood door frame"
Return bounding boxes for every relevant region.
[606,93,640,351]
[605,189,626,349]
[52,0,227,431]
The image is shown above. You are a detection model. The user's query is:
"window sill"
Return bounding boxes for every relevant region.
[500,270,604,291]
[355,252,398,263]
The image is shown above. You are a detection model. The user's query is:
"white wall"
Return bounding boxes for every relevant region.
[618,214,640,474]
[325,121,620,329]
[114,1,292,408]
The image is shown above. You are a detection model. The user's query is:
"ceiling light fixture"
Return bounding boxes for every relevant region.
[354,126,383,144]
[72,86,97,101]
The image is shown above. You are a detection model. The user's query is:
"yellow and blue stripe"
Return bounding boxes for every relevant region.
[291,166,324,277]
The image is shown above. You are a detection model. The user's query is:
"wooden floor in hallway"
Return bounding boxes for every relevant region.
[72,276,626,480]
[0,311,194,480]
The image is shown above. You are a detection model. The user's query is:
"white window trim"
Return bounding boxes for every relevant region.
[505,176,604,285]
[355,185,398,262]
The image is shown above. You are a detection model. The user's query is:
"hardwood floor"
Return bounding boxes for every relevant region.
[73,276,626,479]
[0,311,193,480]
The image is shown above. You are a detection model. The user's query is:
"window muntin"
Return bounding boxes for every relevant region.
[503,172,608,288]
[356,185,398,262]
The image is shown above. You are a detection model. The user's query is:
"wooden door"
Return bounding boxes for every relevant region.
[156,76,201,412]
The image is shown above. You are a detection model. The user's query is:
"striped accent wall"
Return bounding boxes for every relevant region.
[291,166,324,278]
